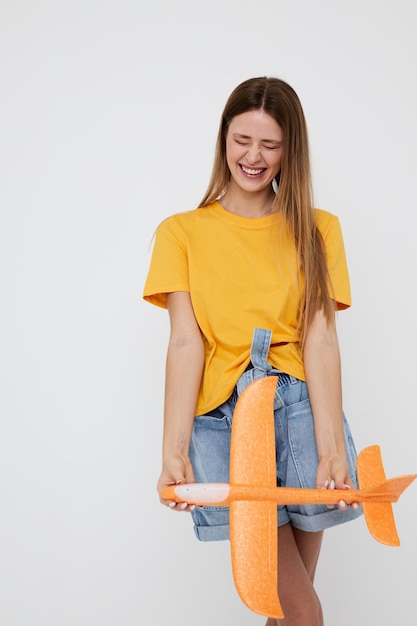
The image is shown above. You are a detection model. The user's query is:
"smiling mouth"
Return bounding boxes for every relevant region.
[240,165,266,176]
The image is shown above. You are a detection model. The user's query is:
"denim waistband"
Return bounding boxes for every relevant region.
[236,328,296,396]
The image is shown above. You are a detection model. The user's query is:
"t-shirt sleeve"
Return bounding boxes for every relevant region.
[318,212,352,310]
[142,217,190,309]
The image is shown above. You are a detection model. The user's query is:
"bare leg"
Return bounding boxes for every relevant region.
[291,525,323,582]
[264,524,324,626]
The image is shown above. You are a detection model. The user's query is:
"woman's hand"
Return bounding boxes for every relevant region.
[316,455,359,511]
[157,453,196,512]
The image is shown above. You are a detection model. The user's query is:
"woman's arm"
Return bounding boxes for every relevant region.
[303,306,358,510]
[157,291,205,510]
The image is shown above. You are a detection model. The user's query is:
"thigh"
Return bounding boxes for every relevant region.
[276,524,324,623]
[292,526,323,582]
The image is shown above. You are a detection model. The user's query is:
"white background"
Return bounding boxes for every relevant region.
[1,1,416,624]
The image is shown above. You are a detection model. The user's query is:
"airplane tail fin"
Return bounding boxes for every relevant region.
[357,445,416,546]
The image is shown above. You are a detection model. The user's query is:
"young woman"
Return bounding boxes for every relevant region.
[143,76,362,625]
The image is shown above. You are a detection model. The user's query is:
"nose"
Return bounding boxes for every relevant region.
[245,144,261,164]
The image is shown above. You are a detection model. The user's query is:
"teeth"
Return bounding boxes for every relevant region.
[241,166,264,175]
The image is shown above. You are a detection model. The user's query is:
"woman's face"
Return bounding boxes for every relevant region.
[225,109,283,194]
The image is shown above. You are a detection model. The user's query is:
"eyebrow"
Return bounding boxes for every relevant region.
[232,133,282,145]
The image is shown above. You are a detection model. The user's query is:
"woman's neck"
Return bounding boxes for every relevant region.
[220,187,275,218]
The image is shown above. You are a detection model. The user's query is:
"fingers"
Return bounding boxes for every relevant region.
[168,500,196,512]
[333,478,360,511]
[323,479,336,509]
[316,455,361,512]
[162,480,196,512]
[321,479,360,511]
[157,455,197,512]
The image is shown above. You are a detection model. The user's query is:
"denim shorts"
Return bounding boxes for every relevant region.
[189,328,363,541]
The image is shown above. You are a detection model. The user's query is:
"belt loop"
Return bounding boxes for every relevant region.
[250,328,273,375]
[236,328,274,397]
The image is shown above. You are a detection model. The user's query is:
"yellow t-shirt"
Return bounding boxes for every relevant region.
[143,201,351,415]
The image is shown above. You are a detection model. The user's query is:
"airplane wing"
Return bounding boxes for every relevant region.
[229,376,283,618]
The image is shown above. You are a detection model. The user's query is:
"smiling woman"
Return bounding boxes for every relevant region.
[223,110,283,215]
[143,76,362,626]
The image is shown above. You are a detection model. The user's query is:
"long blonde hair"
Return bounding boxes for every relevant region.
[199,76,334,346]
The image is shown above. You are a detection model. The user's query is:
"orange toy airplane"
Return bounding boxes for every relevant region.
[162,376,416,619]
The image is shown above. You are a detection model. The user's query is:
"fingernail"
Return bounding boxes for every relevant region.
[190,505,196,511]
[168,502,176,508]
[330,480,335,490]
[339,500,347,509]
[180,502,188,510]
[352,502,359,510]
[324,480,329,488]
[342,484,351,489]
